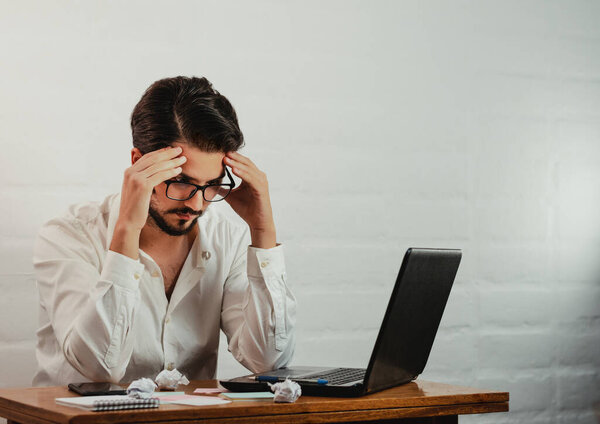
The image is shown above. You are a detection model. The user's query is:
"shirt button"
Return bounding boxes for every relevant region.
[260,261,269,268]
[167,362,174,371]
[165,316,170,324]
[134,273,140,280]
[151,271,160,278]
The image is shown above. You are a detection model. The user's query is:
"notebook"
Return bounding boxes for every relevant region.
[155,393,231,406]
[220,248,462,397]
[220,392,275,401]
[55,395,159,411]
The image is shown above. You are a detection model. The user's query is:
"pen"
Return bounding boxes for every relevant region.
[293,378,329,385]
[254,376,280,383]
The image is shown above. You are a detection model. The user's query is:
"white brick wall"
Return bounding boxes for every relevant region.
[1,1,599,423]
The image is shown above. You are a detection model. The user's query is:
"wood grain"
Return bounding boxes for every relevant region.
[0,380,509,424]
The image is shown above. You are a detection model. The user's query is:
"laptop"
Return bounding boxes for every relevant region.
[220,247,462,397]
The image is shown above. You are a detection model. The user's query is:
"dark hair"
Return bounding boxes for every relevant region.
[130,76,244,153]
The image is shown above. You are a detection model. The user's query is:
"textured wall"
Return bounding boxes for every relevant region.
[1,1,599,423]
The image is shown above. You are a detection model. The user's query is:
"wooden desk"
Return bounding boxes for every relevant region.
[0,380,508,424]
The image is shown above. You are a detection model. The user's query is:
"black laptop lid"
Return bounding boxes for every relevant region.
[363,248,461,394]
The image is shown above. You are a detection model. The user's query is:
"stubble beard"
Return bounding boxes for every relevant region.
[148,203,202,237]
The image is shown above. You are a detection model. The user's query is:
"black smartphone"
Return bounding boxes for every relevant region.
[67,382,127,396]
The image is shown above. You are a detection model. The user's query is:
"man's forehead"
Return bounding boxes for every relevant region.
[178,170,225,183]
[172,141,226,182]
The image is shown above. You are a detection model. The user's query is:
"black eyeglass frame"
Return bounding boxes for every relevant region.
[164,167,235,202]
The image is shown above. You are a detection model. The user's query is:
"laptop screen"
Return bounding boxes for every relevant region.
[364,248,461,393]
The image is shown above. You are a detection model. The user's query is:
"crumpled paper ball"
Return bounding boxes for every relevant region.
[269,378,302,403]
[126,378,157,398]
[155,368,190,390]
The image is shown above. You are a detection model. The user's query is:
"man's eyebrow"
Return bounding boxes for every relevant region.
[179,171,225,184]
[177,173,197,183]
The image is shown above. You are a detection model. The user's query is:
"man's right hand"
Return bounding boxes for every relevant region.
[109,146,186,259]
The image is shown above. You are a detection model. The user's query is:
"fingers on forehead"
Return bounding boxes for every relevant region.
[227,152,253,166]
[161,146,182,155]
[228,151,246,160]
[143,147,182,162]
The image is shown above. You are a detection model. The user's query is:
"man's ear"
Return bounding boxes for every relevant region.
[131,148,143,165]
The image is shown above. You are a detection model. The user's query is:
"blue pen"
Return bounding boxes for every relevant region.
[294,378,329,385]
[255,375,280,383]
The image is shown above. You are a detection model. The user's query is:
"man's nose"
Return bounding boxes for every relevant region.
[184,190,205,212]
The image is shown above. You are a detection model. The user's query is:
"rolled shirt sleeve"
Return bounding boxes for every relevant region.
[221,238,296,373]
[34,220,143,382]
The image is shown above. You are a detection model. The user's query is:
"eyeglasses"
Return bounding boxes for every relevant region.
[164,167,235,202]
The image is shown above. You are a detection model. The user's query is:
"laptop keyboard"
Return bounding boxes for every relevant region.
[301,368,366,385]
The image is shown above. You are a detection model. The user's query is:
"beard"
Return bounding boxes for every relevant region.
[148,202,203,237]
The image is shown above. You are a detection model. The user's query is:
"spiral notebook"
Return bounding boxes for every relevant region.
[55,395,159,411]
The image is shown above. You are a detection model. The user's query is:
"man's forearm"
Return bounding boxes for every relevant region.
[221,243,296,373]
[250,226,277,249]
[109,223,141,260]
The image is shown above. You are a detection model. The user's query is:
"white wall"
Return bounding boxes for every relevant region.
[1,1,599,423]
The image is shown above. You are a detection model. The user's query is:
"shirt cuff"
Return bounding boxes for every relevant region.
[100,250,145,291]
[247,244,285,279]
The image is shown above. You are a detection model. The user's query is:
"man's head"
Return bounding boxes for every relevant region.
[130,76,243,236]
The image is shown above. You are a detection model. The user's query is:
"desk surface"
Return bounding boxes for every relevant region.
[0,379,509,424]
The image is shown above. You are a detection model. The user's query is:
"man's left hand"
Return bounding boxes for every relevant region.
[224,152,277,249]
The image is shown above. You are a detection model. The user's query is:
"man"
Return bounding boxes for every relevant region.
[32,76,296,386]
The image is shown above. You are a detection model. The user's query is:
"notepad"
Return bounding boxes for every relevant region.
[55,395,159,411]
[158,394,231,406]
[220,392,275,401]
[194,387,229,394]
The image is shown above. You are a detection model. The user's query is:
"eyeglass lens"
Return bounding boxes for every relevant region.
[167,182,231,202]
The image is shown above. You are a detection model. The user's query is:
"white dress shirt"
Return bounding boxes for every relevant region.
[32,193,296,386]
